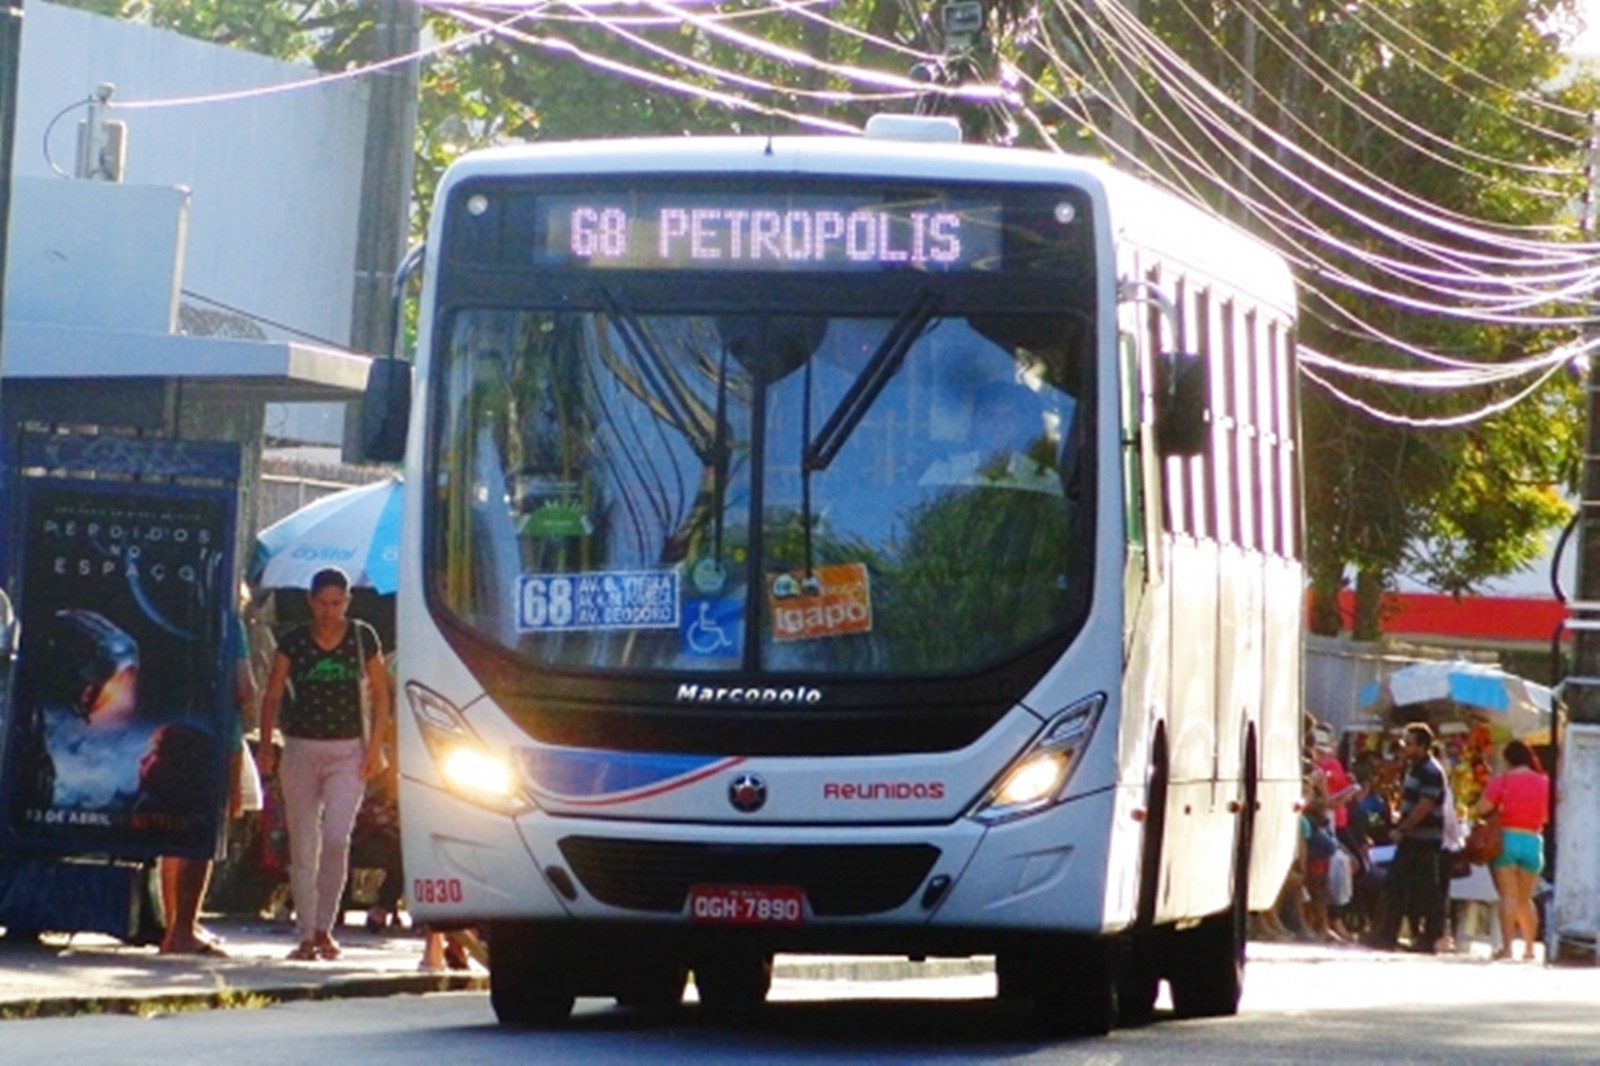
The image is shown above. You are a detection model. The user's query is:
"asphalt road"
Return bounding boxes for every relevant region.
[2,942,1596,1065]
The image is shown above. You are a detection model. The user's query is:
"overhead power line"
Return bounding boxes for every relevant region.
[94,0,1600,427]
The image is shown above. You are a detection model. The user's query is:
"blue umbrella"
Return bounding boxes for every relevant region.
[1359,660,1553,741]
[252,477,402,593]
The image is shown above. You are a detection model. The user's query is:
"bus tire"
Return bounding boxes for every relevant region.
[614,959,689,1010]
[1113,934,1160,1028]
[994,949,1031,1000]
[1169,759,1253,1019]
[1167,906,1242,1018]
[1001,935,1117,1037]
[487,921,577,1028]
[692,950,772,1017]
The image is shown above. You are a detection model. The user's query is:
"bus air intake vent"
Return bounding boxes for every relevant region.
[556,837,941,917]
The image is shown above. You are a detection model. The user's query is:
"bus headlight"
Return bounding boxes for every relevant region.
[969,694,1105,824]
[406,682,534,815]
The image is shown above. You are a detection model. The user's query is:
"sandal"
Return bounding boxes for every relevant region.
[286,940,321,961]
[313,932,342,960]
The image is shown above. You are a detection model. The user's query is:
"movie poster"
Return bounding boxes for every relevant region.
[0,481,236,861]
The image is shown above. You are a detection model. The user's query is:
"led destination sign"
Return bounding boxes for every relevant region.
[537,193,1003,273]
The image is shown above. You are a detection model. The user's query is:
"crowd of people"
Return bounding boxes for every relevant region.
[1254,714,1551,962]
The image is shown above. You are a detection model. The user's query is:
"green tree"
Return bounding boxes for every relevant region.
[1121,0,1595,638]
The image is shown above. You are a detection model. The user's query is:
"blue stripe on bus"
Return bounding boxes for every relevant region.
[520,747,738,802]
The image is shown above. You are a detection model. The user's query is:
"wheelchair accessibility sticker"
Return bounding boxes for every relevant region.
[682,597,742,659]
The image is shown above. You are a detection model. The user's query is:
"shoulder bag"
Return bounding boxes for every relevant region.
[1465,812,1503,866]
[353,620,374,745]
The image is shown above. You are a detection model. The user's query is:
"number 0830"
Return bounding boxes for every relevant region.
[412,877,464,904]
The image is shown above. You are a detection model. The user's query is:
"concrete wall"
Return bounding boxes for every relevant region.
[14,3,371,442]
[1304,635,1391,733]
[6,177,187,332]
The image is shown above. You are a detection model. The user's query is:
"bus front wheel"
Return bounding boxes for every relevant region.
[487,921,577,1028]
[998,935,1117,1037]
[1113,934,1160,1027]
[614,958,689,1010]
[692,950,772,1016]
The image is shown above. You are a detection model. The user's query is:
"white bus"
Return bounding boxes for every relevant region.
[366,115,1304,1035]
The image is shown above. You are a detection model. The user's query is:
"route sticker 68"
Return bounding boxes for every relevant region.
[517,569,680,632]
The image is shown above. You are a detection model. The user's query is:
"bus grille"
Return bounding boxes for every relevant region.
[556,837,941,917]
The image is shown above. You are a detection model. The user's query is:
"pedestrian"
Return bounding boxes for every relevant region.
[419,926,486,973]
[1373,722,1448,953]
[1342,754,1391,941]
[157,604,257,957]
[1309,724,1361,850]
[1299,782,1344,943]
[1308,723,1359,940]
[1474,739,1551,961]
[256,567,392,962]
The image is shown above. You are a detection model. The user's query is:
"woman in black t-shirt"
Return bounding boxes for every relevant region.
[257,567,392,962]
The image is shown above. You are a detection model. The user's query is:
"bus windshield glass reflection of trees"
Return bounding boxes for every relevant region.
[436,303,1088,677]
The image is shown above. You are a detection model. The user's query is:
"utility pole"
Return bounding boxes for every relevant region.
[0,0,19,656]
[1551,110,1600,964]
[0,0,20,390]
[343,0,421,461]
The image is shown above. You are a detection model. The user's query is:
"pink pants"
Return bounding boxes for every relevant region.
[280,737,365,941]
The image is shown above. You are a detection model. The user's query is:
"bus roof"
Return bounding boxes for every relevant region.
[438,132,1296,316]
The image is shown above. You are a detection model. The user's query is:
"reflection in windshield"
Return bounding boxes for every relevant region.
[430,305,1090,677]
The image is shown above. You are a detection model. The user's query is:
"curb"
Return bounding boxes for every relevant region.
[772,956,994,981]
[0,972,488,1021]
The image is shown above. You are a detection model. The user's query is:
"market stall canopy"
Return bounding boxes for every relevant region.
[251,477,402,594]
[1358,660,1554,743]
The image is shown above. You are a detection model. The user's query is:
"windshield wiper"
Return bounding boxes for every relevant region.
[710,347,732,561]
[600,287,717,465]
[802,288,940,474]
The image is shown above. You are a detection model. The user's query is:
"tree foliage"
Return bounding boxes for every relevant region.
[1130,0,1596,638]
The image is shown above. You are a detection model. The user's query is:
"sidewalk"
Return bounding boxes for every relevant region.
[0,916,483,1018]
[0,915,994,1019]
[6,912,1553,1022]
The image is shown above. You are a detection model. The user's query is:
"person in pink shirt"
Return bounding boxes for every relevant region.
[1474,739,1550,961]
[1308,724,1359,940]
[1310,725,1360,837]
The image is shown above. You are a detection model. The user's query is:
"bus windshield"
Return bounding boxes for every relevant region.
[432,296,1094,681]
[429,293,1091,679]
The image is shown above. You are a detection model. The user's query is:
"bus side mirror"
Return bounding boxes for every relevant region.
[1153,350,1208,457]
[360,357,412,463]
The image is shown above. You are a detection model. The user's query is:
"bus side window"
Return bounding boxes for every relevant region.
[1118,330,1146,556]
